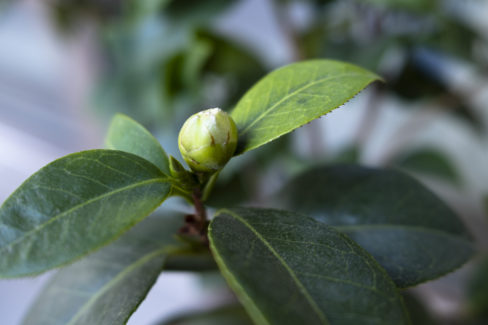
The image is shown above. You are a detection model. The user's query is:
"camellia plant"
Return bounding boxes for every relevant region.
[0,60,475,325]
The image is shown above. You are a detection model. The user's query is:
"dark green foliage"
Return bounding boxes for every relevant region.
[392,147,460,185]
[275,164,474,287]
[402,293,438,325]
[209,208,410,325]
[22,214,185,325]
[468,257,488,320]
[159,304,253,325]
[0,150,171,277]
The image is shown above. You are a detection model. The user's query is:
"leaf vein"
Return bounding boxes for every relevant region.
[239,73,365,135]
[0,178,167,254]
[65,247,168,325]
[223,209,329,324]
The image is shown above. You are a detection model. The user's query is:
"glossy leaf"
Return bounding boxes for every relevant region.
[209,208,410,325]
[159,304,253,325]
[106,113,170,174]
[392,147,460,185]
[231,60,381,154]
[22,213,184,325]
[0,150,171,277]
[275,164,474,287]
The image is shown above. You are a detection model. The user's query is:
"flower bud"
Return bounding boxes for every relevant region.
[178,108,238,173]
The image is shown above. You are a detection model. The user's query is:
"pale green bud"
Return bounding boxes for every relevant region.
[178,108,238,173]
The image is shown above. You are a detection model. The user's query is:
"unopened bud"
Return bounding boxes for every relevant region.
[178,108,238,173]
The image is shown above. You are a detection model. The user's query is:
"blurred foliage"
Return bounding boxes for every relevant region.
[46,0,487,143]
[484,195,488,219]
[299,0,485,134]
[159,304,253,325]
[392,147,460,185]
[467,256,488,324]
[50,0,266,132]
[402,292,438,325]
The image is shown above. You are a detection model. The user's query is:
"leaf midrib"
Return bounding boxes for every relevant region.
[0,178,168,254]
[209,230,271,325]
[237,72,366,135]
[65,245,174,325]
[221,209,330,325]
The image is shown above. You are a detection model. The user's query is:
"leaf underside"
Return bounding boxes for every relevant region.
[231,59,381,154]
[275,164,474,288]
[0,150,171,277]
[209,207,410,325]
[22,213,184,325]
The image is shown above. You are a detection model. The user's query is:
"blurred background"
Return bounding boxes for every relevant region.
[1,0,488,324]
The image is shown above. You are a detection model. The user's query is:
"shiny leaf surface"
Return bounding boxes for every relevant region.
[0,150,171,277]
[209,208,410,325]
[231,60,380,154]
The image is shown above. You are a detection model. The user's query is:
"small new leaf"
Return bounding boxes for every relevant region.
[106,113,170,174]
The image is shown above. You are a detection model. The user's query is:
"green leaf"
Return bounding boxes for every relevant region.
[22,213,184,325]
[164,0,238,25]
[402,292,438,325]
[128,0,171,18]
[159,304,253,325]
[392,147,460,185]
[332,145,361,164]
[363,0,437,12]
[106,113,170,174]
[468,256,488,318]
[0,150,171,277]
[275,164,474,288]
[209,208,410,325]
[230,60,381,154]
[164,250,218,271]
